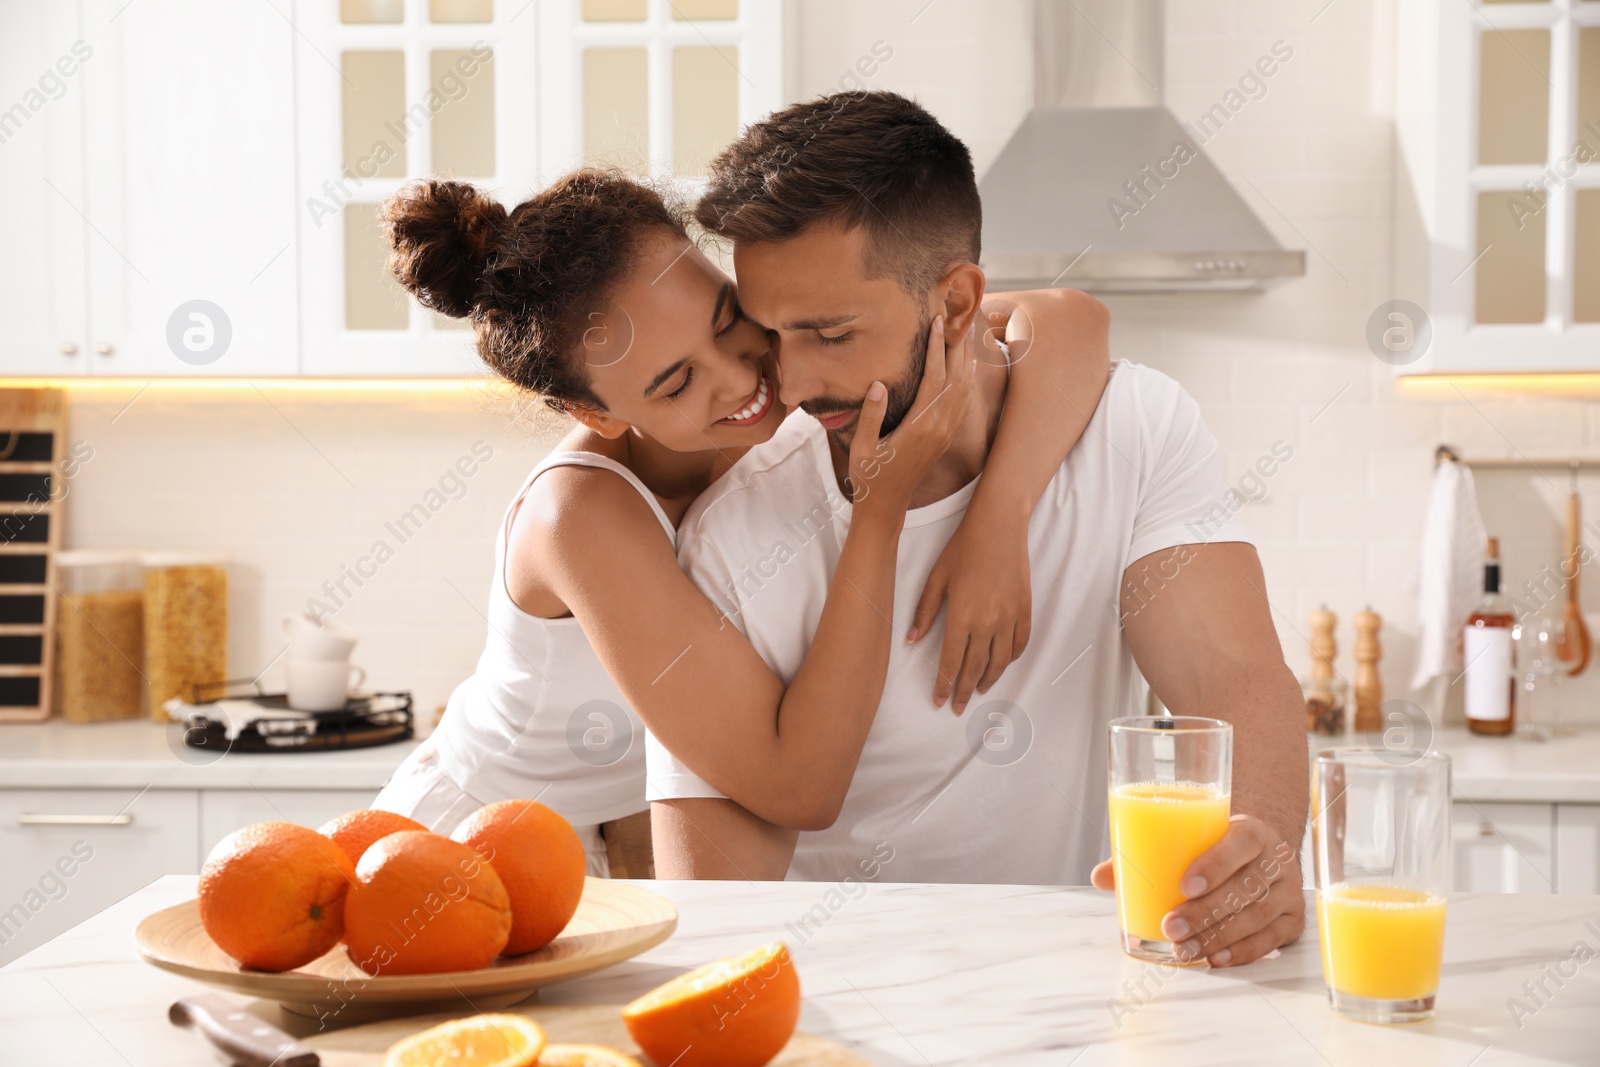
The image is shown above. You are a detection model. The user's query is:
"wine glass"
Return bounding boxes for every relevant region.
[1517,615,1561,741]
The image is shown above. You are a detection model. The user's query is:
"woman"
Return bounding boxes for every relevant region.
[372,171,1109,873]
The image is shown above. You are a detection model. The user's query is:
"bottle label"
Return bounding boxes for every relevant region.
[1464,625,1512,721]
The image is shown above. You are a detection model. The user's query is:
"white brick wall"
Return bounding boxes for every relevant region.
[1143,0,1598,725]
[788,0,1599,725]
[62,384,564,728]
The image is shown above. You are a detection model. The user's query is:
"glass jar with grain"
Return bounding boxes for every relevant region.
[142,550,228,721]
[56,551,145,722]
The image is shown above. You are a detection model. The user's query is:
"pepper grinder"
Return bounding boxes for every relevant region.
[1303,605,1346,735]
[1353,607,1383,733]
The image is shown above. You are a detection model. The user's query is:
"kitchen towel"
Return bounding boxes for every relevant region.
[1411,457,1489,691]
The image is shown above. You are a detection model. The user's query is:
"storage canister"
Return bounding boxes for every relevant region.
[55,550,145,722]
[142,550,227,720]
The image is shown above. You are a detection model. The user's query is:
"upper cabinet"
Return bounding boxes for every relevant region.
[0,0,782,379]
[534,0,784,179]
[0,3,86,377]
[1397,0,1600,373]
[0,0,300,377]
[294,0,538,376]
[297,0,783,377]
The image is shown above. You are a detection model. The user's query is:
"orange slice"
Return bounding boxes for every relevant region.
[621,942,800,1067]
[537,1045,643,1066]
[381,1014,545,1067]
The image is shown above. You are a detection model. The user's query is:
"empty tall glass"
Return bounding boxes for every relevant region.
[1312,749,1451,1023]
[1107,717,1232,963]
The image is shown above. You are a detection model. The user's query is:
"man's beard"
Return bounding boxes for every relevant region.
[801,311,931,448]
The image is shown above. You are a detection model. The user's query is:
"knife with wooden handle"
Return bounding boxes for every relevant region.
[169,994,319,1067]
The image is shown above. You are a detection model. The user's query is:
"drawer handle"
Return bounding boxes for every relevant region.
[1478,821,1495,837]
[17,813,134,826]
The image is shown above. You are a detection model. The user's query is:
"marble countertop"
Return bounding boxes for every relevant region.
[4,875,1597,1066]
[0,720,421,790]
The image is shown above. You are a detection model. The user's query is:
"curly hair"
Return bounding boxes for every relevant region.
[381,170,687,412]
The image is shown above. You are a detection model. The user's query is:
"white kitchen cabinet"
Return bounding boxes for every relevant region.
[294,0,784,376]
[0,783,387,968]
[293,0,538,376]
[198,789,384,860]
[0,1,300,378]
[0,788,198,966]
[0,3,89,376]
[75,0,300,377]
[1393,0,1600,373]
[6,0,788,378]
[1451,800,1556,893]
[1555,803,1600,895]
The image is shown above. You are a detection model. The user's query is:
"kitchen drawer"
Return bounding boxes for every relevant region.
[1556,804,1600,895]
[1451,801,1556,893]
[198,789,383,861]
[0,788,198,965]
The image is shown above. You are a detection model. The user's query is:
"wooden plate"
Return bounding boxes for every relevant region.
[303,1003,872,1066]
[135,878,677,1019]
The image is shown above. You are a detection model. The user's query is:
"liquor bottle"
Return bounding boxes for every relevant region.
[1465,537,1516,735]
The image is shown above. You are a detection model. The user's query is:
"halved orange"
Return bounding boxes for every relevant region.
[381,1014,545,1067]
[622,942,800,1067]
[537,1045,643,1066]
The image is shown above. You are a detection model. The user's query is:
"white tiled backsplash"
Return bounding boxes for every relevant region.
[53,0,1600,730]
[62,385,565,726]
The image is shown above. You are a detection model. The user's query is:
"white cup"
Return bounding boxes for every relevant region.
[285,659,366,712]
[280,613,358,661]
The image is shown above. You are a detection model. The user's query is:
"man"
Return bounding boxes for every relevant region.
[648,91,1308,968]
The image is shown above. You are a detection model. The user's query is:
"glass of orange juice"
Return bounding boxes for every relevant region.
[1312,748,1451,1023]
[1107,716,1232,963]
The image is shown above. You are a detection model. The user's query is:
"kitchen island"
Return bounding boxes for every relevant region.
[3,875,1596,1066]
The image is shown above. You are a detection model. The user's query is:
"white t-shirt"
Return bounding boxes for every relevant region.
[645,361,1253,885]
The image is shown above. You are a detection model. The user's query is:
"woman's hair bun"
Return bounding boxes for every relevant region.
[381,179,508,318]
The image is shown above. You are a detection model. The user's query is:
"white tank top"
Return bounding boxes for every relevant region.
[429,450,675,826]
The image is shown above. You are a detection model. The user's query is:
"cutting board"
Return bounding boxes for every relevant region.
[0,388,66,722]
[302,1003,872,1066]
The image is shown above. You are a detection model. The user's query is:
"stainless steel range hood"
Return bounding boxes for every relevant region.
[978,0,1305,292]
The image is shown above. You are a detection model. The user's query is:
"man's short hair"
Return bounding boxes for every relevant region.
[694,91,982,297]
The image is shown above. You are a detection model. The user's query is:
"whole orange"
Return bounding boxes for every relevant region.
[344,831,512,975]
[451,799,586,956]
[622,942,800,1067]
[197,821,355,972]
[318,808,430,867]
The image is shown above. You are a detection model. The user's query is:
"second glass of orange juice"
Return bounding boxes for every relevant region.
[1312,748,1451,1023]
[1107,717,1232,963]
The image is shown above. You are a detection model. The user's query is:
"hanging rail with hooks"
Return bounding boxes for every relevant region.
[1435,445,1600,473]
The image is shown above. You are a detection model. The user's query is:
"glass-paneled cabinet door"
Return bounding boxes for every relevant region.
[535,0,783,183]
[1422,0,1600,371]
[296,0,538,376]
